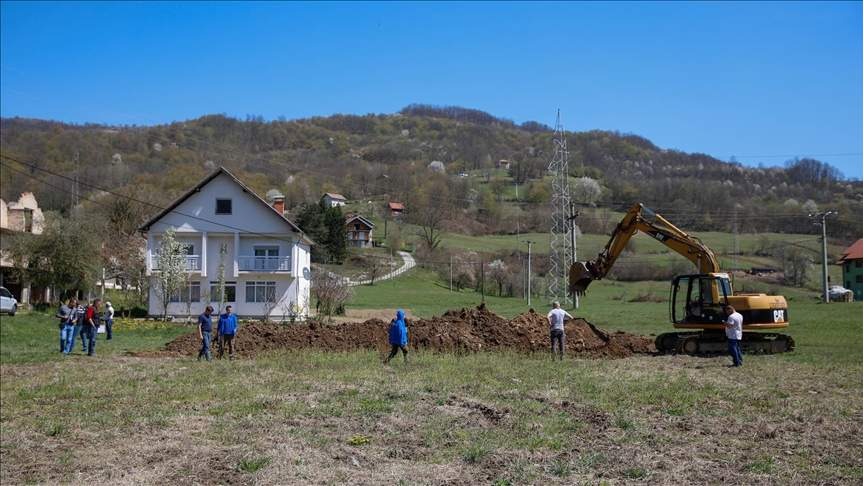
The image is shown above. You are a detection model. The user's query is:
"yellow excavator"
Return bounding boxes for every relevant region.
[569,203,794,355]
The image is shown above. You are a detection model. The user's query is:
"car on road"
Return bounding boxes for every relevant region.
[0,286,18,316]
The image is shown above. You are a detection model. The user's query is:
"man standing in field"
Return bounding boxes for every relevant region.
[82,299,101,356]
[217,305,238,360]
[56,299,71,352]
[723,304,743,367]
[198,306,214,361]
[547,301,572,360]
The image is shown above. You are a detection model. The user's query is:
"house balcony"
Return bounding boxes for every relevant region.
[150,254,201,272]
[238,255,292,273]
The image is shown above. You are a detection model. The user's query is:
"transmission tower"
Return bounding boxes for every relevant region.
[547,110,572,300]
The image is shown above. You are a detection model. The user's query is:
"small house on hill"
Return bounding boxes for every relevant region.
[346,214,375,248]
[388,202,405,217]
[496,159,511,170]
[839,239,862,300]
[323,193,347,208]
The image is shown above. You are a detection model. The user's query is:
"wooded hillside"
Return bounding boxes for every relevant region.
[1,104,860,241]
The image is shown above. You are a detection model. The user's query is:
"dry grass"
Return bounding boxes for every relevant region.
[1,351,860,485]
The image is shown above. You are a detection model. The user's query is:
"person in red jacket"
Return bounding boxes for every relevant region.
[82,299,101,356]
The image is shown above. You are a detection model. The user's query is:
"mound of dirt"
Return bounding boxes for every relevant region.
[161,305,655,359]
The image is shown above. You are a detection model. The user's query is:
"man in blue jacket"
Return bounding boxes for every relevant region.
[384,309,408,364]
[217,305,239,360]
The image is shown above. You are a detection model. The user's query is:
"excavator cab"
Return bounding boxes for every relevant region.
[670,274,731,325]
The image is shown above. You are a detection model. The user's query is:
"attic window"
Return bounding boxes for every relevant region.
[216,199,232,215]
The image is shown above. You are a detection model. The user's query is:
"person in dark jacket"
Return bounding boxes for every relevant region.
[57,300,71,352]
[217,305,239,360]
[69,299,86,353]
[198,306,214,361]
[384,309,408,364]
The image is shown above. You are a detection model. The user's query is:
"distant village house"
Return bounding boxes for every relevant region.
[388,201,405,217]
[322,192,347,208]
[345,214,374,248]
[0,192,48,305]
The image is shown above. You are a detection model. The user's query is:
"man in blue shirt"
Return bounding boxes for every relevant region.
[217,305,239,360]
[197,305,214,362]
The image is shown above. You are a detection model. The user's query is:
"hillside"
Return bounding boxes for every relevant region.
[1,105,860,241]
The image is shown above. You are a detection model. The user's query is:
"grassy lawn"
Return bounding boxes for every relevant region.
[1,279,860,484]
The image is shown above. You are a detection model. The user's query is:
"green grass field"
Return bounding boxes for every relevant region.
[1,272,860,484]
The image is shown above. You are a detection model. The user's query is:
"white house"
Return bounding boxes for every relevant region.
[322,192,347,207]
[140,167,314,319]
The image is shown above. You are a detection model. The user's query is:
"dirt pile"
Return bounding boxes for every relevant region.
[162,305,655,359]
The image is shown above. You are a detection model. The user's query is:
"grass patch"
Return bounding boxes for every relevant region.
[237,456,271,473]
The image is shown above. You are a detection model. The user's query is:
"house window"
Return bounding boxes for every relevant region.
[169,281,201,303]
[210,281,237,302]
[246,281,276,303]
[180,243,195,255]
[23,209,33,233]
[857,276,863,284]
[216,199,232,215]
[856,260,862,269]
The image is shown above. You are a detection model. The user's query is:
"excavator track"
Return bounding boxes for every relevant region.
[656,332,795,355]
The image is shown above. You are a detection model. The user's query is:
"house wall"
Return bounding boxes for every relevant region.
[148,275,303,319]
[842,259,862,300]
[148,173,291,234]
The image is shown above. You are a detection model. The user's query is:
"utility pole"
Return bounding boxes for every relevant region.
[568,202,579,309]
[812,211,836,303]
[525,241,534,308]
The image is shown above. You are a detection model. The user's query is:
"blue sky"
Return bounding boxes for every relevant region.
[1,1,861,178]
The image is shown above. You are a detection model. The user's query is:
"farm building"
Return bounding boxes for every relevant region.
[838,239,862,301]
[388,201,405,217]
[0,193,49,305]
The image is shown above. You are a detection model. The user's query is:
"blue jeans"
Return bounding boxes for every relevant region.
[105,318,113,340]
[198,331,212,361]
[61,324,76,354]
[728,338,743,366]
[81,325,97,355]
[73,324,85,351]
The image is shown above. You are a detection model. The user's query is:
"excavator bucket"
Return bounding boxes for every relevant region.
[569,261,595,296]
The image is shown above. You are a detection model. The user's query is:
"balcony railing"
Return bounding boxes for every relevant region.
[151,254,201,272]
[238,255,292,272]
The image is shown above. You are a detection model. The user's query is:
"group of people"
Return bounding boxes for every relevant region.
[196,305,239,361]
[56,298,114,356]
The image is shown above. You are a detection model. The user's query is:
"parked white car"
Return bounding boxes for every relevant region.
[828,285,854,302]
[0,287,18,316]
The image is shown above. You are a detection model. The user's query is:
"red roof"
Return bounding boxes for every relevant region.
[840,239,863,261]
[388,202,405,211]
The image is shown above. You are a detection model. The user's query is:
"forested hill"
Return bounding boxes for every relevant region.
[0,104,860,241]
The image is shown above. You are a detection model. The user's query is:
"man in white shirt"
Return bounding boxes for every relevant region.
[547,301,573,360]
[722,304,744,367]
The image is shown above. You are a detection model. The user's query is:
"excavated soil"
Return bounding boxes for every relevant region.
[161,305,655,359]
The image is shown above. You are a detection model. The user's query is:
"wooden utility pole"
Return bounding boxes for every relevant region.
[480,258,485,303]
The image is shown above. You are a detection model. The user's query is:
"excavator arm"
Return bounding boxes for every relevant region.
[569,203,720,295]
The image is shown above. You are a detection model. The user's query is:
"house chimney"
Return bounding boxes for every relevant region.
[272,196,285,215]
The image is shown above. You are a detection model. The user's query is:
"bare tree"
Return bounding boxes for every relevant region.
[364,256,386,285]
[312,272,353,322]
[410,178,451,250]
